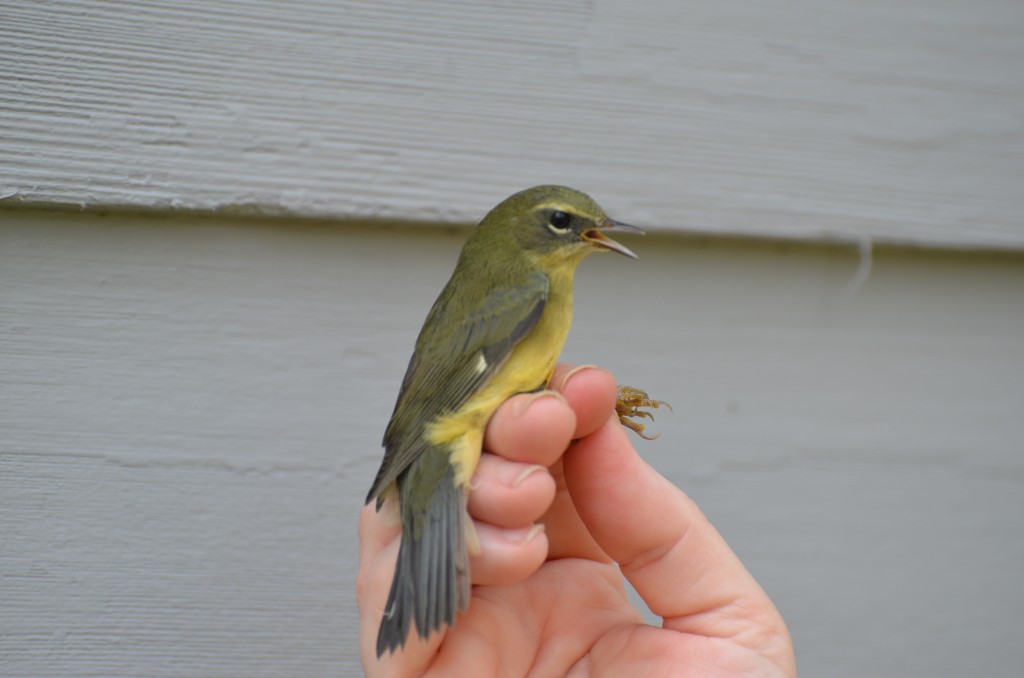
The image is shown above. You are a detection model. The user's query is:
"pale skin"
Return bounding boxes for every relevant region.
[358,365,797,676]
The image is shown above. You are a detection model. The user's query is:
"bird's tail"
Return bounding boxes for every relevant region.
[376,463,470,657]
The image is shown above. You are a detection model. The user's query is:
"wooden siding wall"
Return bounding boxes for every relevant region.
[3,1,1024,676]
[2,0,1023,248]
[3,212,1024,676]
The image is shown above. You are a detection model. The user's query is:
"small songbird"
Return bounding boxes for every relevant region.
[366,185,643,657]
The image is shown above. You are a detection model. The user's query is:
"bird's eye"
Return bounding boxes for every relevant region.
[548,210,571,234]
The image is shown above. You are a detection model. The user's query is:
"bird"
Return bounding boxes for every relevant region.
[366,185,644,657]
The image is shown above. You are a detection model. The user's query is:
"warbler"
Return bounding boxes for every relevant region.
[366,185,642,657]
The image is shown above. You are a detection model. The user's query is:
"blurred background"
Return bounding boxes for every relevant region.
[2,1,1023,676]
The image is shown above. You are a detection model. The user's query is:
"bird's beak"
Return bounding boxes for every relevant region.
[583,219,644,259]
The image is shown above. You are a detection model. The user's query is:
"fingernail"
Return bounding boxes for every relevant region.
[556,364,599,391]
[522,523,545,545]
[512,391,566,419]
[513,465,546,489]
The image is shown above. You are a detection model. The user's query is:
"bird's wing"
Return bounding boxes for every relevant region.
[366,271,549,503]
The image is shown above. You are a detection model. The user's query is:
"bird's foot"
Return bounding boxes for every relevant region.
[616,385,672,440]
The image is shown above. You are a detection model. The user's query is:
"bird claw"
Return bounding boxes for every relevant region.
[616,385,671,440]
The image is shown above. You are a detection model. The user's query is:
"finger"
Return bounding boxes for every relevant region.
[358,497,401,569]
[537,365,621,561]
[469,521,548,586]
[563,415,791,650]
[540,456,610,563]
[357,504,443,676]
[467,452,555,528]
[483,391,575,466]
[480,364,618,463]
[357,515,550,674]
[549,364,619,439]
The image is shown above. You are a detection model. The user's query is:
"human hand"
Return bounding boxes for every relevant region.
[358,364,795,676]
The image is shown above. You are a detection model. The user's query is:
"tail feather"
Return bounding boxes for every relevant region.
[376,464,469,657]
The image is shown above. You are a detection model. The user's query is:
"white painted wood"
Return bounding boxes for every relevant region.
[1,1,1023,249]
[2,211,1023,676]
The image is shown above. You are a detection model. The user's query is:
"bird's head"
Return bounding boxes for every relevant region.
[477,185,642,268]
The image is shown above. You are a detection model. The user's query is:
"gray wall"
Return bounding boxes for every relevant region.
[3,1,1024,675]
[3,211,1023,676]
[2,0,1023,248]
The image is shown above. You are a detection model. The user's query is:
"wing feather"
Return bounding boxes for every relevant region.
[366,271,549,503]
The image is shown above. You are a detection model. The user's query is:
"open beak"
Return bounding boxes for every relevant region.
[583,219,644,259]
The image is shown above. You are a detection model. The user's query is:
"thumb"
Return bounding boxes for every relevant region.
[562,416,773,628]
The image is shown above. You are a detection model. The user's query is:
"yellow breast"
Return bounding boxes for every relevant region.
[425,266,576,486]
